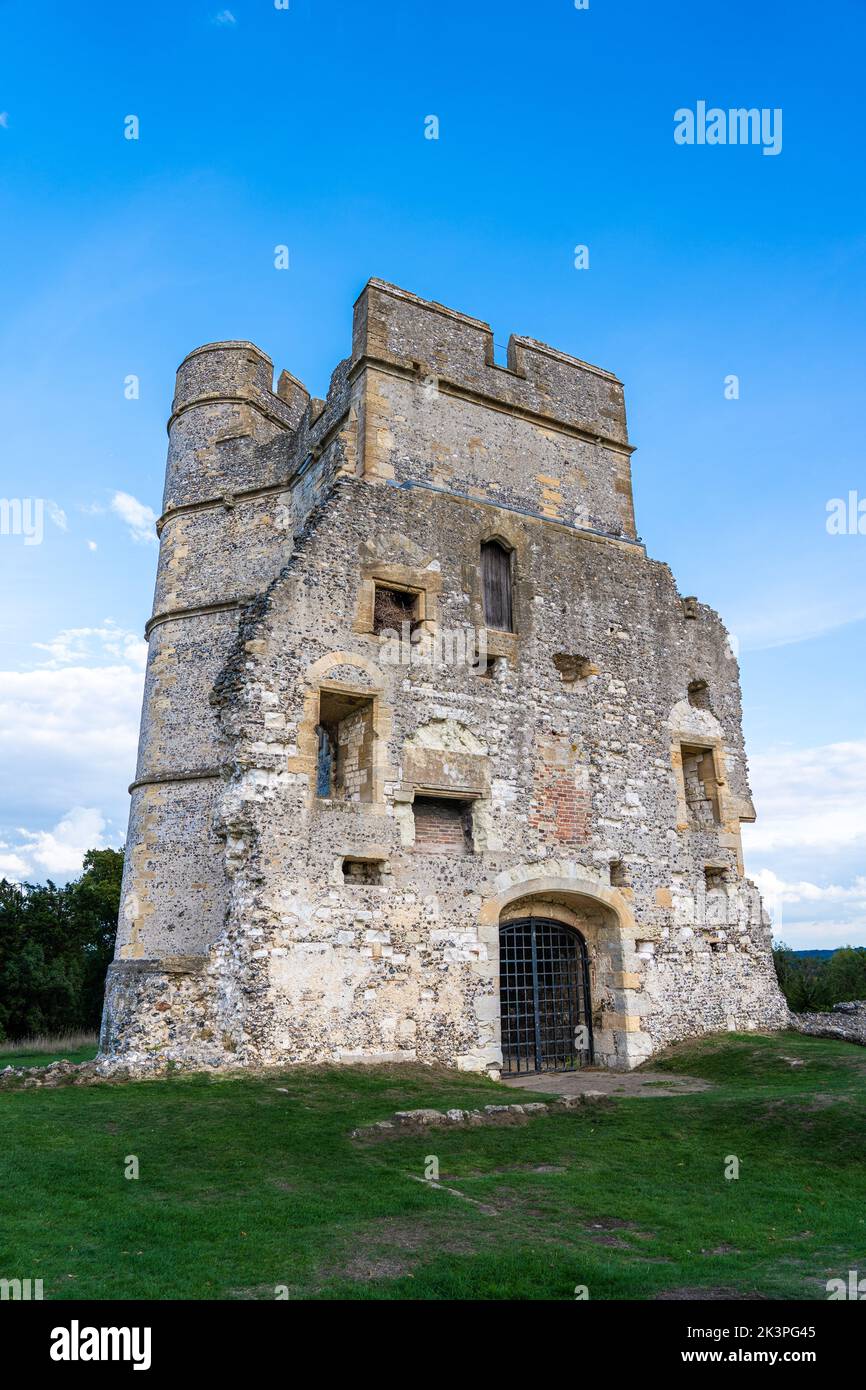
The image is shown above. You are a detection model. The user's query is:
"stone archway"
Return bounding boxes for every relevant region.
[478,874,651,1071]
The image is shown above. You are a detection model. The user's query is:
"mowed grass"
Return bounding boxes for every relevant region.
[0,1044,99,1069]
[0,1032,99,1069]
[0,1031,864,1300]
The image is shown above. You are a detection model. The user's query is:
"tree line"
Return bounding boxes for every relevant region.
[0,847,122,1040]
[772,943,866,1013]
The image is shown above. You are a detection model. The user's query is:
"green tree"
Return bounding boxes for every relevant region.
[67,848,124,1029]
[825,946,866,1003]
[772,941,797,1000]
[773,941,866,1013]
[0,847,122,1041]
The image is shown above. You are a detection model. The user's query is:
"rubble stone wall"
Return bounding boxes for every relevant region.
[103,280,789,1074]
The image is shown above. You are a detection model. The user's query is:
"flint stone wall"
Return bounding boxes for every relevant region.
[102,280,789,1074]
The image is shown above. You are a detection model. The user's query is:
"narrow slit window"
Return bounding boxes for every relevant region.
[481,540,513,632]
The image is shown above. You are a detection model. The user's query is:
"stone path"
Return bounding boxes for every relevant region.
[501,1068,710,1099]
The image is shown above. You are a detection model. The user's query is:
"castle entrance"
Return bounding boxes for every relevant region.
[499,916,593,1073]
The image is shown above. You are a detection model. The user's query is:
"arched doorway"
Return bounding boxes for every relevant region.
[499,916,593,1073]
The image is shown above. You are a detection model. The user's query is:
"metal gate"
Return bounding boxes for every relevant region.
[499,916,593,1073]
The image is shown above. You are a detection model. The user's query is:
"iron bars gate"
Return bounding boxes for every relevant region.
[499,916,593,1073]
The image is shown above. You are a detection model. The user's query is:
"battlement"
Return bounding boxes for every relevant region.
[171,341,309,432]
[162,341,311,514]
[160,280,637,540]
[352,279,630,449]
[167,282,630,464]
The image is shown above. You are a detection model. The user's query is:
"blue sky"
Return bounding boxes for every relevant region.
[0,0,864,946]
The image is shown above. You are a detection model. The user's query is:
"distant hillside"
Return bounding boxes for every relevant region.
[793,950,838,960]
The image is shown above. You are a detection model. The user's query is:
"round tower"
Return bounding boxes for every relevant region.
[102,342,308,1052]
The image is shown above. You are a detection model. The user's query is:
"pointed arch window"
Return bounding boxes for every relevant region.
[481,540,513,632]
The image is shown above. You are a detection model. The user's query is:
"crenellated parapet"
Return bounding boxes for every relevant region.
[353,279,629,447]
[349,280,637,540]
[164,341,308,513]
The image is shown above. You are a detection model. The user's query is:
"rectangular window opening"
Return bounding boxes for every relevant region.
[412,796,474,855]
[342,857,385,885]
[481,541,513,632]
[317,690,375,802]
[373,585,421,636]
[680,744,721,826]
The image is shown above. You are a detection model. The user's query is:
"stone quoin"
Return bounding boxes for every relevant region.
[100,279,788,1076]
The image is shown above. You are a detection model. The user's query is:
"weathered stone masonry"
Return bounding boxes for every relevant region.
[100,279,789,1074]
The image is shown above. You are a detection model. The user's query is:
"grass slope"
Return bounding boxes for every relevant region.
[0,1031,863,1301]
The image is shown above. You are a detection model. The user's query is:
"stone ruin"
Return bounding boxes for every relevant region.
[100,279,789,1076]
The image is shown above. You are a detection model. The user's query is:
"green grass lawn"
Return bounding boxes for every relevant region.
[0,1044,99,1070]
[0,1031,863,1300]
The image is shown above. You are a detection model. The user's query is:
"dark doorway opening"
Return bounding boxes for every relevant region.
[499,916,593,1073]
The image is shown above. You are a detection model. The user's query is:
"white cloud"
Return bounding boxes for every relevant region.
[732,601,866,653]
[742,739,866,947]
[15,807,108,879]
[744,740,866,853]
[771,917,866,951]
[0,622,146,880]
[753,869,866,941]
[0,849,31,879]
[0,113,8,130]
[87,539,97,551]
[32,621,147,670]
[752,868,866,907]
[0,664,143,787]
[110,490,158,544]
[213,9,236,23]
